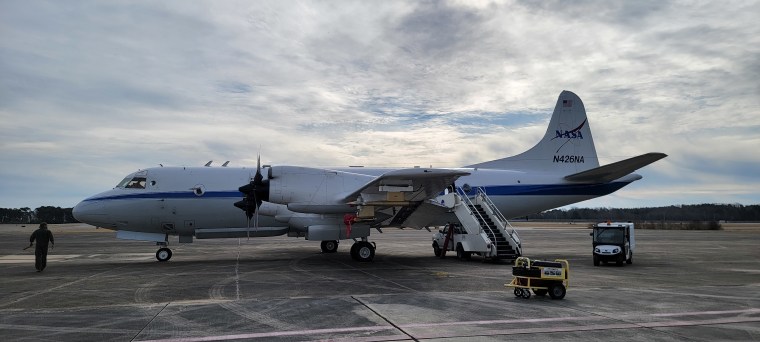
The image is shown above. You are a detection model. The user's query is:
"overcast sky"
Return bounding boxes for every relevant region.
[1,0,758,210]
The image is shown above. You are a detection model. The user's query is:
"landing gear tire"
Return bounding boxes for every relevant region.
[351,241,375,262]
[320,240,339,253]
[548,284,566,300]
[156,247,172,262]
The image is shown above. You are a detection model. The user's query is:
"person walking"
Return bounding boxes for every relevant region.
[29,222,55,272]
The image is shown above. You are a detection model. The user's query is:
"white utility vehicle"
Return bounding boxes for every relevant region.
[590,221,635,266]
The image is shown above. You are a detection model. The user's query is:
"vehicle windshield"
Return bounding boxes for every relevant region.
[594,228,625,244]
[116,171,148,189]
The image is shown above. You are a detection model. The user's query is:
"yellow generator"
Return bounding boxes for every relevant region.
[505,257,569,299]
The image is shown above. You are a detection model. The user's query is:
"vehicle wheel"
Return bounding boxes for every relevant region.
[521,288,531,299]
[156,248,172,262]
[353,241,375,262]
[514,288,522,297]
[433,243,441,257]
[593,255,600,266]
[548,284,566,300]
[456,244,471,260]
[626,253,633,264]
[533,289,548,296]
[350,243,359,260]
[320,240,339,253]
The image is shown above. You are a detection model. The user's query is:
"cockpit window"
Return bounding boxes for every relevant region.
[116,172,148,189]
[125,177,147,189]
[116,176,132,188]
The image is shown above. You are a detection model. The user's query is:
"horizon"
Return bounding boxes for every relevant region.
[1,1,759,209]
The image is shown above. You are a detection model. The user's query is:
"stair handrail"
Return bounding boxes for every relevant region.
[454,187,486,234]
[455,187,500,255]
[475,187,521,252]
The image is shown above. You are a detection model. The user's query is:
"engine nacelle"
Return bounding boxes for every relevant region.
[267,166,372,211]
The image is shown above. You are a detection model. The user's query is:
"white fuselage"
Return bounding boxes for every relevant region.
[73,166,640,236]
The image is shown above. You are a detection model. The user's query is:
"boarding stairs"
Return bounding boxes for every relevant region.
[388,202,423,226]
[438,187,522,260]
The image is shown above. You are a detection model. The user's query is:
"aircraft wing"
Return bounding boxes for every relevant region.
[338,168,470,203]
[564,152,667,183]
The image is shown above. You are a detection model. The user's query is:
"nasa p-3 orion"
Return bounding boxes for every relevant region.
[73,91,666,262]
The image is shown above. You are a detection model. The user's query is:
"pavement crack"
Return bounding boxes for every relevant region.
[352,296,419,342]
[235,238,241,300]
[131,302,169,342]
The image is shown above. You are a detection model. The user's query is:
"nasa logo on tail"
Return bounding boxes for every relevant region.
[552,118,587,142]
[551,118,587,154]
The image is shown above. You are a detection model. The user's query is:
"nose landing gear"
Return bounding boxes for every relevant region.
[156,242,172,262]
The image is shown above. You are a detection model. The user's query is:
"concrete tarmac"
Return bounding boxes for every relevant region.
[1,223,759,341]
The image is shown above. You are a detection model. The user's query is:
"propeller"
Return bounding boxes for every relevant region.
[234,155,270,238]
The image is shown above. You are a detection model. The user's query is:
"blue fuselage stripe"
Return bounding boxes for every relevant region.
[84,191,241,201]
[474,182,629,197]
[85,182,629,202]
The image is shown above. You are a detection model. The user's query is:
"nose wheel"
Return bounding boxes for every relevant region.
[156,247,172,262]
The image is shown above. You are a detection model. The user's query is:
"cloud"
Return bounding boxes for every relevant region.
[0,0,758,209]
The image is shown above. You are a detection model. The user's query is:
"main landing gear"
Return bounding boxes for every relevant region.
[320,239,376,262]
[156,242,172,262]
[350,240,375,262]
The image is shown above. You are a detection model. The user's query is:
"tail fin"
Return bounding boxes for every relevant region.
[467,90,599,173]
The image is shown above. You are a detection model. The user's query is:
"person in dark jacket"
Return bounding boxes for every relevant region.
[29,222,55,272]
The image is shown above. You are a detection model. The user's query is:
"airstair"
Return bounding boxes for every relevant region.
[434,187,522,260]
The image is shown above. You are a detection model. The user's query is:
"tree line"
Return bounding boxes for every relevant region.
[525,203,760,222]
[1,203,759,225]
[1,207,77,224]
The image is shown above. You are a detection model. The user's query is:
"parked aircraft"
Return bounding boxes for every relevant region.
[73,91,666,262]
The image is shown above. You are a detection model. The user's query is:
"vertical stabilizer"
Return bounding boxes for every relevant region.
[467,90,599,172]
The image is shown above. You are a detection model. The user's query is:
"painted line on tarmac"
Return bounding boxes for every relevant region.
[0,323,136,335]
[412,316,760,339]
[132,309,760,342]
[624,287,760,300]
[0,254,81,263]
[0,264,131,308]
[652,308,760,317]
[135,326,397,342]
[131,315,605,342]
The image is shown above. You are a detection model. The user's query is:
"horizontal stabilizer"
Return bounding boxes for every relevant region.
[564,152,667,183]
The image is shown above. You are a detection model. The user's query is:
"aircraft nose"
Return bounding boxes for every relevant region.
[72,200,109,226]
[72,201,86,222]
